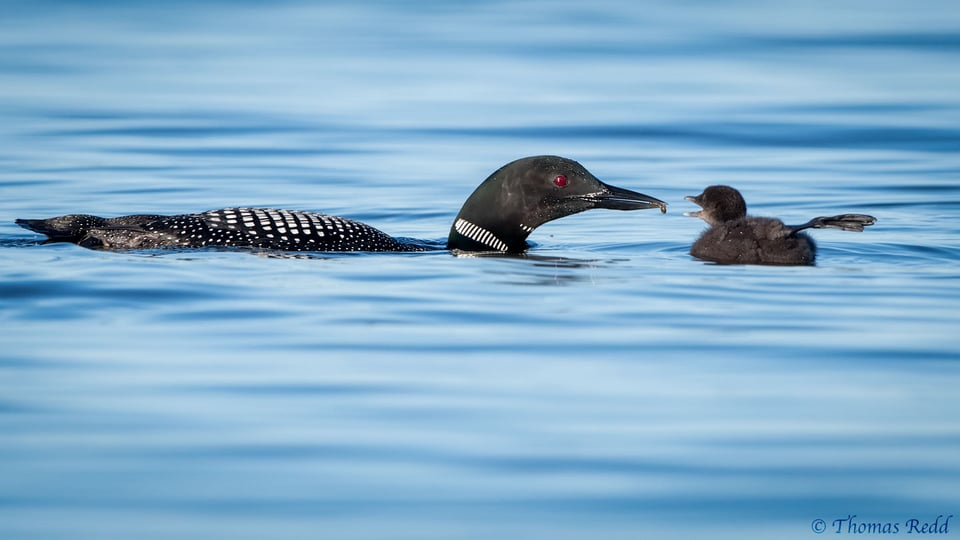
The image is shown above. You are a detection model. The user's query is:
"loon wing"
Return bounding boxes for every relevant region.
[188,208,411,251]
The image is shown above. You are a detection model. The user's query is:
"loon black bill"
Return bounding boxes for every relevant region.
[589,182,668,213]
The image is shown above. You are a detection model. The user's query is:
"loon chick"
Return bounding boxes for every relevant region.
[17,155,667,253]
[684,185,876,265]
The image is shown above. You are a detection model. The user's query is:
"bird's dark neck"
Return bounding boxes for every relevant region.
[445,167,538,252]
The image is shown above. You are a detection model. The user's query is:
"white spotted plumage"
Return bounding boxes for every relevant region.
[131,207,414,252]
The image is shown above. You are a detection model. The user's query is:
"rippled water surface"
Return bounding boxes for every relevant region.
[2,1,959,539]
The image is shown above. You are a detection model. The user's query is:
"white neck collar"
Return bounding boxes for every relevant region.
[454,218,509,251]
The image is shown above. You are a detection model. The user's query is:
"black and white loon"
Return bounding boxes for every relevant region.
[17,155,667,253]
[684,185,876,265]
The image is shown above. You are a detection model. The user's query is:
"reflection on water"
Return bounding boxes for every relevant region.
[2,1,959,539]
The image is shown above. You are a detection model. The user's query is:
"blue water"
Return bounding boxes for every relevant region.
[2,1,959,539]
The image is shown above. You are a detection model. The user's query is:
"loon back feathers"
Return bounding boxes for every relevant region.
[18,208,415,252]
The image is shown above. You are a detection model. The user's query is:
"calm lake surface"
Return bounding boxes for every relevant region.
[2,1,959,539]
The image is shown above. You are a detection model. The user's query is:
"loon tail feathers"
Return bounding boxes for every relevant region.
[15,218,55,235]
[16,214,170,244]
[16,215,110,242]
[787,214,876,236]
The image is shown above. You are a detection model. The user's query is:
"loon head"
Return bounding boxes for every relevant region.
[684,185,748,226]
[447,155,667,252]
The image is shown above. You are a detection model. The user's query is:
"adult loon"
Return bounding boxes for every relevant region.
[684,185,875,265]
[17,155,667,253]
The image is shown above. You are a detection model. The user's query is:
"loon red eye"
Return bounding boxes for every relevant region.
[553,174,568,187]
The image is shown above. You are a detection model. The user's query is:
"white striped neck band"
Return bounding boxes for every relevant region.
[453,218,509,252]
